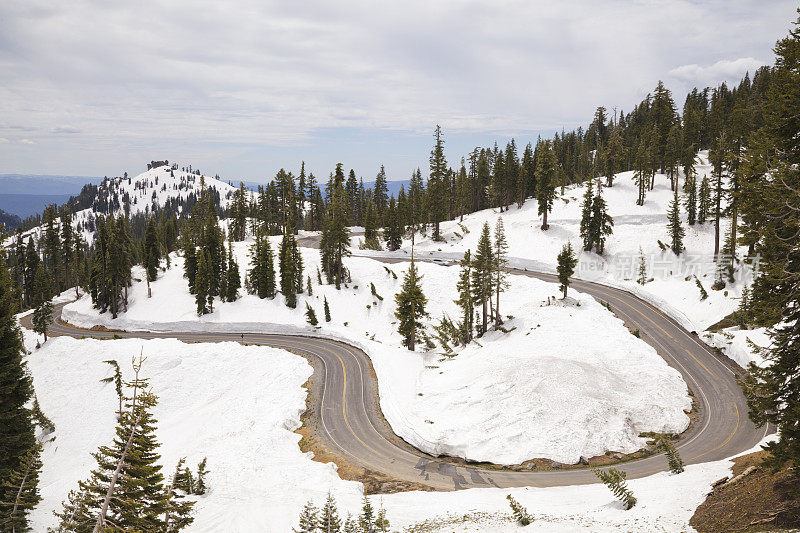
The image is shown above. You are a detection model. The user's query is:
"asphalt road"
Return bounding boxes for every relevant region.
[22,253,771,491]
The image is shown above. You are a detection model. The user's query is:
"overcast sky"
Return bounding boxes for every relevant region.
[0,0,796,182]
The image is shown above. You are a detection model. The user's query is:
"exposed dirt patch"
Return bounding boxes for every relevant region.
[293,370,434,495]
[690,450,800,532]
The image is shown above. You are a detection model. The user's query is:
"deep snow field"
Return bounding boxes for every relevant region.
[21,327,767,532]
[62,241,691,465]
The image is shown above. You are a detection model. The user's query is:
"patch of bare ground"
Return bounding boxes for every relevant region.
[690,450,800,532]
[294,376,433,495]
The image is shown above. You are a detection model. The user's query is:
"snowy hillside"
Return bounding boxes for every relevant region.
[21,327,760,532]
[61,240,692,465]
[10,162,241,245]
[397,152,755,335]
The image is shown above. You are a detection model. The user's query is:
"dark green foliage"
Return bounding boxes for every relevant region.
[144,217,161,283]
[164,458,196,531]
[535,140,557,230]
[395,261,428,350]
[493,218,509,327]
[279,232,301,308]
[592,468,637,510]
[471,223,494,335]
[383,197,403,251]
[370,282,383,301]
[506,494,532,526]
[685,175,697,225]
[295,500,318,533]
[31,265,54,342]
[659,436,685,474]
[0,443,42,532]
[0,255,37,533]
[320,492,341,533]
[580,180,614,254]
[320,168,351,289]
[695,276,709,301]
[637,248,648,285]
[455,250,474,342]
[31,395,55,435]
[305,303,318,326]
[358,495,375,532]
[248,232,276,299]
[194,457,207,496]
[667,187,685,255]
[100,359,124,417]
[225,242,241,302]
[324,296,331,322]
[556,243,578,298]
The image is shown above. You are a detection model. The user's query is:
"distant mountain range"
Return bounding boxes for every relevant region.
[0,174,105,217]
[1,173,412,219]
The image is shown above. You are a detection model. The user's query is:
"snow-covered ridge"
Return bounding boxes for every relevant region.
[7,163,242,246]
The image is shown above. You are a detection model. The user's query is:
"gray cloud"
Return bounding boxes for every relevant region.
[0,0,796,177]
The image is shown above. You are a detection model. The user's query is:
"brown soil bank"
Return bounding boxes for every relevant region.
[690,450,799,532]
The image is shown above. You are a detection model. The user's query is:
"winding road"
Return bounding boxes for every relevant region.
[23,254,771,491]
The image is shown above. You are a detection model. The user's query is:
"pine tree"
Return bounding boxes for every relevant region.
[294,500,318,533]
[248,232,276,299]
[384,197,403,251]
[667,186,685,255]
[31,265,54,343]
[0,442,42,532]
[740,11,800,472]
[471,223,494,335]
[685,175,697,225]
[319,492,341,533]
[324,296,331,322]
[659,436,685,474]
[592,468,637,510]
[362,201,382,250]
[195,250,210,315]
[394,260,428,350]
[637,247,648,285]
[306,275,313,296]
[225,241,241,302]
[506,494,532,526]
[535,140,557,230]
[100,359,124,417]
[455,250,474,342]
[580,179,595,251]
[556,243,577,299]
[164,458,196,532]
[56,359,173,531]
[589,185,613,254]
[144,217,161,284]
[374,503,390,532]
[358,495,376,533]
[305,303,318,326]
[320,175,351,289]
[493,218,509,327]
[428,125,449,240]
[280,232,299,308]
[698,174,711,224]
[194,458,208,496]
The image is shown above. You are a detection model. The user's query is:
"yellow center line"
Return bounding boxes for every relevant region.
[689,402,740,462]
[588,287,716,378]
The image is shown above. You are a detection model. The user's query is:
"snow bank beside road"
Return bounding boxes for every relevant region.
[62,247,691,465]
[23,335,362,532]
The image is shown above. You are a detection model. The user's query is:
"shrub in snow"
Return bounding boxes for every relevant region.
[506,494,532,526]
[592,468,637,510]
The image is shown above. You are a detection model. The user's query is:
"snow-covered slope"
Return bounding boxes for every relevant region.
[399,151,755,334]
[21,320,764,532]
[10,163,241,245]
[61,241,691,465]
